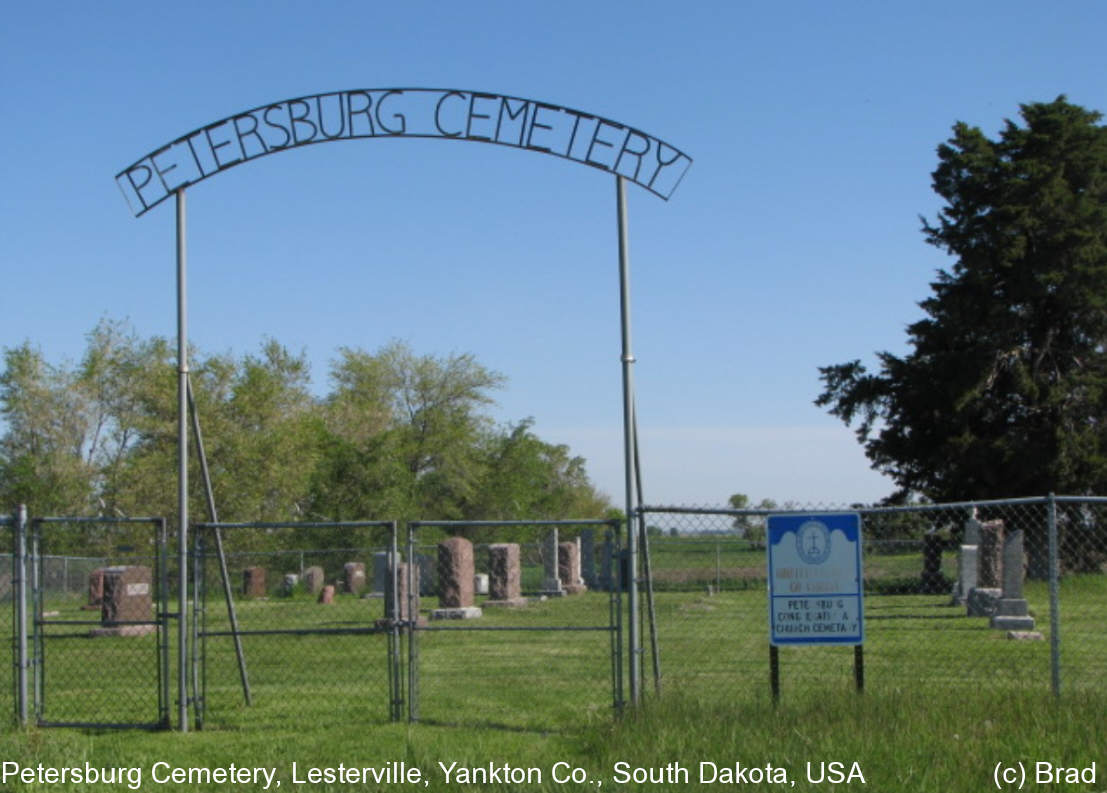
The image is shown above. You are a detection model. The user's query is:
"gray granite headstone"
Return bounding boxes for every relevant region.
[303,565,325,595]
[580,528,598,588]
[371,551,390,595]
[542,528,563,596]
[991,529,1036,631]
[952,545,978,605]
[963,518,983,546]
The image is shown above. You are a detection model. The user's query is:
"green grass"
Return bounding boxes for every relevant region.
[0,572,1104,791]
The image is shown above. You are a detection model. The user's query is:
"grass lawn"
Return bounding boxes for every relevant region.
[0,558,1103,791]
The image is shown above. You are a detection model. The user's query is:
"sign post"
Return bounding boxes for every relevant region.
[767,513,864,699]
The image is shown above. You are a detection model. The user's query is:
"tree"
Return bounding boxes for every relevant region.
[0,343,94,514]
[727,493,777,542]
[311,341,506,522]
[817,97,1107,503]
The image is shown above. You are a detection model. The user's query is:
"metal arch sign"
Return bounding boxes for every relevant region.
[116,88,693,217]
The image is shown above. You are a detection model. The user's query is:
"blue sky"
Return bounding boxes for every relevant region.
[3,1,1106,507]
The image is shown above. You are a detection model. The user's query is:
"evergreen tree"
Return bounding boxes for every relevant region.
[817,97,1107,501]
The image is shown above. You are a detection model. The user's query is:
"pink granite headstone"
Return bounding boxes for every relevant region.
[438,537,475,608]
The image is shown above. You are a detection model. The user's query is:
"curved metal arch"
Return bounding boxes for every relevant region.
[116,88,692,217]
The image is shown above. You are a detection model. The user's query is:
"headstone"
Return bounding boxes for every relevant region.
[318,584,335,604]
[541,528,564,596]
[92,566,155,637]
[303,565,325,595]
[371,551,390,595]
[415,553,435,596]
[599,536,613,592]
[920,533,945,593]
[558,541,587,594]
[384,558,423,624]
[437,537,475,608]
[281,573,299,596]
[84,567,107,610]
[473,573,489,596]
[966,519,1004,616]
[344,561,366,595]
[242,566,267,597]
[977,519,1004,588]
[952,545,978,605]
[990,529,1036,631]
[580,528,598,588]
[486,543,527,607]
[963,518,983,546]
[966,586,1001,617]
[432,537,482,620]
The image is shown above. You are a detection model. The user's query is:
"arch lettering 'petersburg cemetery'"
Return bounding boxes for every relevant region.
[117,88,692,216]
[117,88,689,726]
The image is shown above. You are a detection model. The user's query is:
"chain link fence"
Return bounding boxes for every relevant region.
[5,497,1102,731]
[2,513,14,726]
[27,517,170,728]
[637,496,1106,703]
[405,520,621,731]
[192,521,399,730]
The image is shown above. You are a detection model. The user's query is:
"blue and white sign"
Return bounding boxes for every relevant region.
[767,513,864,645]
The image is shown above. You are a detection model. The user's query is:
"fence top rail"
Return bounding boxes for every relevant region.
[409,518,619,529]
[638,495,1077,518]
[195,520,395,530]
[32,516,164,525]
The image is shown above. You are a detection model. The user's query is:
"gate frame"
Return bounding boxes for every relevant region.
[191,519,401,729]
[404,518,623,724]
[28,516,170,730]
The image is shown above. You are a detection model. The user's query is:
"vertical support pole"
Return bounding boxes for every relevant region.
[175,189,189,732]
[1047,493,1061,698]
[769,645,780,703]
[407,523,418,722]
[388,521,401,722]
[15,504,28,727]
[854,644,864,693]
[615,175,639,705]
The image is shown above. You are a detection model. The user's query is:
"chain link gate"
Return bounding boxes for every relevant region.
[191,520,401,729]
[28,517,170,729]
[404,519,623,729]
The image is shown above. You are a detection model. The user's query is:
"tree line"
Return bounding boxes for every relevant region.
[0,320,611,531]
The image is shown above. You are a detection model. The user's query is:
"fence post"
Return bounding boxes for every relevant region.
[1047,493,1061,698]
[15,505,28,727]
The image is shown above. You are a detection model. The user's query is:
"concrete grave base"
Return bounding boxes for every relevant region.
[966,587,1002,617]
[992,615,1037,630]
[90,624,157,638]
[430,606,483,620]
[483,598,529,608]
[1006,630,1044,641]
